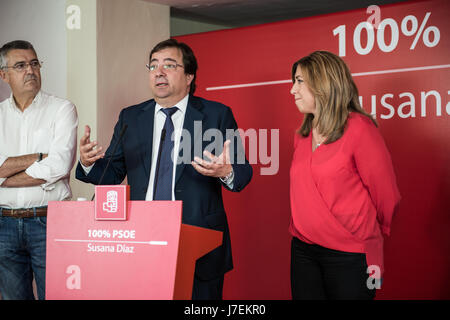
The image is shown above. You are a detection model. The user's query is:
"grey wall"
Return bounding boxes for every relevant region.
[171,16,230,36]
[0,0,67,101]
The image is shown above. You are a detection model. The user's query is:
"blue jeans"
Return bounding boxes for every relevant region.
[0,216,47,300]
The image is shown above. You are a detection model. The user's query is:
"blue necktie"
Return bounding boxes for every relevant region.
[153,107,178,200]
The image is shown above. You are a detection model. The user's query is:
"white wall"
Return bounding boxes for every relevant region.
[0,0,67,101]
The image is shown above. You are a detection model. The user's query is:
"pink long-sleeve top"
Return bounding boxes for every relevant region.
[289,112,401,276]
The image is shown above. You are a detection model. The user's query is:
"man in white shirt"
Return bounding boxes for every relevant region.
[0,40,78,300]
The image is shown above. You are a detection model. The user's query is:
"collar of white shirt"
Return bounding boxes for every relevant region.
[8,90,43,112]
[154,94,189,116]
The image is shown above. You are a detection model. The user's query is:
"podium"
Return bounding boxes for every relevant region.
[45,186,222,300]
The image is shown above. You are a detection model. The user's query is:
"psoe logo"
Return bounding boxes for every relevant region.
[103,191,118,213]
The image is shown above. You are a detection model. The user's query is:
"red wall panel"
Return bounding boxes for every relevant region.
[176,0,450,299]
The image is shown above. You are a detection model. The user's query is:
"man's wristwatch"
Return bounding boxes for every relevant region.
[220,169,234,184]
[37,153,43,162]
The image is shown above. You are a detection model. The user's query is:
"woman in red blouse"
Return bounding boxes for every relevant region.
[289,51,400,300]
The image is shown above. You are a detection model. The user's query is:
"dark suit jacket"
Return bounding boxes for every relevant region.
[76,95,253,280]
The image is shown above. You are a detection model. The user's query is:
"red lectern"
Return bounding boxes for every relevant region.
[45,186,222,300]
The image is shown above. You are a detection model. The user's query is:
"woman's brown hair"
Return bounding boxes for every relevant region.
[292,51,376,143]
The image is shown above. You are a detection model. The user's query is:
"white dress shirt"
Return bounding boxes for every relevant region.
[145,94,189,200]
[0,90,78,209]
[82,94,233,200]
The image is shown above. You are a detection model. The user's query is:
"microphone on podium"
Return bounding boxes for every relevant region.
[91,124,128,201]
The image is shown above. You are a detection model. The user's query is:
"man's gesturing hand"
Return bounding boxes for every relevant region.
[192,140,232,178]
[79,125,105,167]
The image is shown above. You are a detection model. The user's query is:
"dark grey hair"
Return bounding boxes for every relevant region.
[0,40,36,69]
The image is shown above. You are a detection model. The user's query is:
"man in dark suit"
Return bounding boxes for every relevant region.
[76,39,252,300]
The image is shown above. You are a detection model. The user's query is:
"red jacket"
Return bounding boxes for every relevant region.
[289,112,401,276]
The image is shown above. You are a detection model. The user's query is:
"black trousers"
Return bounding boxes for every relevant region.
[192,274,224,300]
[290,237,376,300]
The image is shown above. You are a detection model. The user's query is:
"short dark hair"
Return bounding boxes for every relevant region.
[149,39,198,95]
[0,40,36,69]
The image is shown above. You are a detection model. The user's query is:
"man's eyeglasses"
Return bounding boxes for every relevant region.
[2,60,43,72]
[146,63,184,72]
